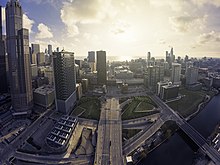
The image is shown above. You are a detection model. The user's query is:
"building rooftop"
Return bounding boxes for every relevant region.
[163,84,179,89]
[34,85,54,95]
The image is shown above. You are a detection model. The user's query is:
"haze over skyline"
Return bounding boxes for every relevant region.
[1,0,220,60]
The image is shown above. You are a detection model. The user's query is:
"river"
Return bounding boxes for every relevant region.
[138,94,220,165]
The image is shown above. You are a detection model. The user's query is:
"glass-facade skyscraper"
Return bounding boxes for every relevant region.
[6,0,33,115]
[53,50,76,114]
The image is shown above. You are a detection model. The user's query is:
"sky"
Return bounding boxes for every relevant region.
[1,0,220,60]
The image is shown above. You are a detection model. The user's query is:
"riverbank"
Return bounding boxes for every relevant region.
[167,88,216,119]
[185,94,211,121]
[130,121,178,164]
[138,93,220,165]
[186,89,218,121]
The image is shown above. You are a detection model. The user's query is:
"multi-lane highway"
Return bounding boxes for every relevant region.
[95,98,123,165]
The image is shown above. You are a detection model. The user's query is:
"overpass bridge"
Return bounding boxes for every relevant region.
[123,117,167,155]
[150,94,220,164]
[14,151,91,164]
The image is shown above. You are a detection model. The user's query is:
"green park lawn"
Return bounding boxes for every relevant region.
[122,96,159,120]
[167,88,213,118]
[71,97,101,120]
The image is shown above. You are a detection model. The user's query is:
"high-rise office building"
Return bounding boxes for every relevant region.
[147,52,151,66]
[31,44,40,54]
[171,63,181,85]
[88,51,96,72]
[36,52,45,66]
[186,66,198,85]
[185,61,193,74]
[96,50,106,85]
[47,44,53,65]
[6,0,33,115]
[0,6,8,93]
[144,65,164,90]
[88,51,95,62]
[53,50,76,114]
[31,43,40,64]
[166,48,175,67]
[48,45,52,56]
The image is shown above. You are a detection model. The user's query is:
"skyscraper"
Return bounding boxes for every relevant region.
[36,52,45,66]
[48,44,52,56]
[186,66,198,85]
[31,43,40,64]
[166,48,175,67]
[144,65,164,90]
[6,0,33,114]
[47,44,53,65]
[53,50,76,114]
[0,6,8,93]
[88,51,96,72]
[147,52,151,66]
[171,63,181,85]
[31,43,40,55]
[96,50,106,85]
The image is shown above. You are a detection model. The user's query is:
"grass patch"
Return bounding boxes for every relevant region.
[122,96,159,120]
[71,97,101,120]
[134,101,155,112]
[167,88,210,118]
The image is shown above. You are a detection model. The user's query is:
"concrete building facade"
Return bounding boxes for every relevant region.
[144,66,164,90]
[186,66,198,85]
[53,51,76,114]
[171,63,181,85]
[33,85,55,108]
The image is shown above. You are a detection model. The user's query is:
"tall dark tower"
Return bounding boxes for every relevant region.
[0,5,2,40]
[6,0,33,115]
[0,6,8,93]
[96,50,106,85]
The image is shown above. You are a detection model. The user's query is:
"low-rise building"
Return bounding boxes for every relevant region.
[46,115,78,148]
[33,85,55,108]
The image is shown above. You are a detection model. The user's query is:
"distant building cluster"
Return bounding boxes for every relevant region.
[0,0,220,121]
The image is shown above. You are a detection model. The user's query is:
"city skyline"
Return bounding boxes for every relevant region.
[1,0,220,60]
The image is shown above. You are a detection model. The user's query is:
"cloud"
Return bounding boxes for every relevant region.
[158,39,166,45]
[111,20,130,35]
[169,14,207,33]
[83,33,99,41]
[36,23,53,39]
[197,31,220,44]
[149,0,186,11]
[60,0,116,37]
[23,14,35,33]
[191,0,220,7]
